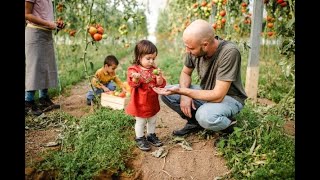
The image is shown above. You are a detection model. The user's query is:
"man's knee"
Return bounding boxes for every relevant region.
[196,109,216,129]
[195,107,223,130]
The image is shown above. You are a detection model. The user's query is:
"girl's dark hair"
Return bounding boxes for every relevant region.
[132,40,158,65]
[104,55,119,66]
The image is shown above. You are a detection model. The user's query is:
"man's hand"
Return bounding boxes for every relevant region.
[180,95,195,118]
[152,86,179,95]
[153,86,195,118]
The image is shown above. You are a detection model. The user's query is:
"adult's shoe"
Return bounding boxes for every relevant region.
[39,97,60,112]
[214,117,237,147]
[220,117,237,135]
[173,123,204,136]
[25,101,43,116]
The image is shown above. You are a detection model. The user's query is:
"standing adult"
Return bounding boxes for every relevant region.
[25,0,65,115]
[153,19,247,136]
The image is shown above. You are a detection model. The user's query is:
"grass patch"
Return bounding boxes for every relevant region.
[216,101,294,179]
[39,108,135,179]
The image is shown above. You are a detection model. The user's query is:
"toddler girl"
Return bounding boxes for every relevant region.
[125,40,166,151]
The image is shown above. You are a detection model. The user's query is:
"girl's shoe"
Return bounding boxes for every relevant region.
[147,133,163,147]
[135,136,151,151]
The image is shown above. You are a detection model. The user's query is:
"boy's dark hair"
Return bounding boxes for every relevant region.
[104,55,119,66]
[132,40,158,65]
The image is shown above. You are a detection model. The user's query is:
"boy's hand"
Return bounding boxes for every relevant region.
[102,86,110,92]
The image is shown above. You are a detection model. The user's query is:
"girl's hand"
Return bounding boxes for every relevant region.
[154,68,164,85]
[152,68,161,76]
[156,75,163,85]
[131,72,141,83]
[131,72,141,78]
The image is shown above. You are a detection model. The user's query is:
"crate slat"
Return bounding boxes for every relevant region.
[101,93,129,110]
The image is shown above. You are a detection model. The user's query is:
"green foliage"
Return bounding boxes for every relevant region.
[156,44,185,84]
[258,45,294,104]
[217,103,294,179]
[39,108,135,179]
[264,0,295,59]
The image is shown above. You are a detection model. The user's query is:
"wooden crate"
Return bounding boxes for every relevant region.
[101,93,130,110]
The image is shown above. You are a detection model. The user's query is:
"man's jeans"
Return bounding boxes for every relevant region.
[86,82,116,101]
[160,84,244,131]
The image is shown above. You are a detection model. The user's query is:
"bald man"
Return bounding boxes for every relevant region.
[153,19,247,137]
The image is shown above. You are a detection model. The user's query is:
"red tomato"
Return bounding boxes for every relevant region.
[219,10,226,17]
[201,1,207,7]
[97,27,104,34]
[280,2,287,7]
[267,23,274,28]
[277,0,284,4]
[118,92,126,98]
[93,33,102,41]
[241,2,247,7]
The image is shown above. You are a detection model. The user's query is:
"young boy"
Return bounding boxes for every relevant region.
[86,55,126,105]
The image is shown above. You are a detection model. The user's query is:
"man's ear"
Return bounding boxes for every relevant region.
[202,41,209,47]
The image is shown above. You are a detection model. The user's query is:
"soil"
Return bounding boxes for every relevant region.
[25,81,295,179]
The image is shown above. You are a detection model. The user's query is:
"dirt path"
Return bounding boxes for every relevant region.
[25,80,231,179]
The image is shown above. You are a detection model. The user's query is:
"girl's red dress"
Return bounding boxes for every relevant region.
[125,65,166,118]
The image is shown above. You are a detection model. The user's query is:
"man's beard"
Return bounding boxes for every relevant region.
[196,47,207,58]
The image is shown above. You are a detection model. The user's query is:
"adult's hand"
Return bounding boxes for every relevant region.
[55,20,66,32]
[152,86,178,95]
[180,95,195,118]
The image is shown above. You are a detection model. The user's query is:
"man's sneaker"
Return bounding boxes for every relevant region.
[135,136,151,151]
[147,133,163,147]
[221,117,237,135]
[173,123,204,136]
[25,101,43,116]
[39,97,60,112]
[214,118,237,148]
